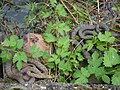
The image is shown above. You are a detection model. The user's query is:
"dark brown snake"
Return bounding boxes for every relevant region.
[5,59,50,85]
[71,24,109,59]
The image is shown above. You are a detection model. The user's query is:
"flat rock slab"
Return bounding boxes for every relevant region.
[0,80,120,90]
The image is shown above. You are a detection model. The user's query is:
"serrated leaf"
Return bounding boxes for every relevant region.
[87,43,93,51]
[88,51,103,67]
[48,58,55,62]
[96,45,105,51]
[32,51,44,58]
[73,70,82,78]
[60,51,70,58]
[55,4,67,16]
[3,38,10,46]
[16,60,22,71]
[58,61,65,70]
[42,11,52,18]
[92,51,99,60]
[112,72,120,85]
[47,63,55,69]
[13,53,20,64]
[95,67,105,79]
[55,58,60,65]
[75,76,88,84]
[98,31,115,43]
[6,52,12,60]
[87,65,96,74]
[9,35,18,47]
[20,52,27,62]
[58,76,67,83]
[10,35,18,40]
[43,33,57,42]
[16,39,24,49]
[0,51,6,58]
[102,75,110,84]
[103,47,120,67]
[46,22,52,33]
[81,67,90,77]
[65,61,71,71]
[76,53,84,61]
[55,22,71,36]
[57,35,70,48]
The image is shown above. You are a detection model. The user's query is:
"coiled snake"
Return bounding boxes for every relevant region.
[5,59,51,85]
[71,24,109,59]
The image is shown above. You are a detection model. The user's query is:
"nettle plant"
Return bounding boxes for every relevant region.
[24,0,120,85]
[0,35,47,70]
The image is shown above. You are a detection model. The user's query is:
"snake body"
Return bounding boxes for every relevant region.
[5,59,50,85]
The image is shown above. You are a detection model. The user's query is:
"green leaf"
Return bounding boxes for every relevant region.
[16,39,24,49]
[58,61,65,70]
[76,53,84,61]
[13,52,20,64]
[32,51,44,58]
[48,54,58,62]
[46,22,53,33]
[20,52,27,62]
[0,51,6,58]
[29,45,38,54]
[87,43,93,51]
[98,31,115,43]
[75,76,88,84]
[42,11,52,18]
[96,44,105,51]
[55,4,67,16]
[88,51,103,67]
[87,65,96,74]
[10,35,18,40]
[58,76,67,83]
[73,70,82,78]
[3,38,10,46]
[65,61,71,71]
[95,67,106,79]
[50,0,57,4]
[103,47,120,67]
[9,35,18,47]
[48,58,55,62]
[43,33,57,42]
[0,51,12,63]
[112,72,120,85]
[6,52,12,60]
[55,58,60,65]
[55,22,71,36]
[102,75,110,84]
[81,67,90,77]
[57,35,70,48]
[75,45,82,52]
[16,60,22,71]
[60,51,70,58]
[47,63,55,69]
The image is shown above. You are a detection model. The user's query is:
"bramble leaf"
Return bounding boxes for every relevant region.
[102,75,110,84]
[112,72,120,85]
[98,31,115,43]
[16,60,22,71]
[16,39,24,49]
[73,70,82,78]
[43,33,57,42]
[3,38,10,46]
[20,52,27,62]
[55,4,67,16]
[103,47,120,67]
[75,76,88,84]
